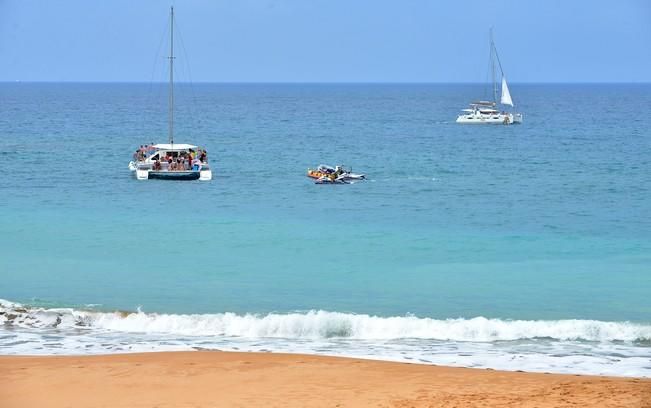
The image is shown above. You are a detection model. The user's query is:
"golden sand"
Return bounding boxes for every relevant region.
[1,351,649,407]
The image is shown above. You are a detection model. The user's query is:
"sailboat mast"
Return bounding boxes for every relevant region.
[492,35,506,78]
[490,28,497,104]
[168,6,174,144]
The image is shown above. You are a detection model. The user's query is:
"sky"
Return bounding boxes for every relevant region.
[1,0,650,83]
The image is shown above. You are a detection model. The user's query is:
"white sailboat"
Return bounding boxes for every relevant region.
[456,29,523,125]
[128,7,212,181]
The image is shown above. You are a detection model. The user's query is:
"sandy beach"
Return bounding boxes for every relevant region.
[1,351,649,408]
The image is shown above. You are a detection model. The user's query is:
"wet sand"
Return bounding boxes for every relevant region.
[1,351,649,407]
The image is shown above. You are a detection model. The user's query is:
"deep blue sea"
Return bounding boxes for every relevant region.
[1,83,650,376]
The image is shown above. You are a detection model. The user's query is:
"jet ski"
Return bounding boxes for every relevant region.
[340,171,365,180]
[314,175,349,184]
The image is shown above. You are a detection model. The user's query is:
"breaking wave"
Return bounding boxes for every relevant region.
[2,299,650,343]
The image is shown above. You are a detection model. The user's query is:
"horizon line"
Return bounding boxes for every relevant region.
[2,80,650,85]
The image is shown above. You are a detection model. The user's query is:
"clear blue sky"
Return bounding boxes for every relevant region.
[1,0,650,82]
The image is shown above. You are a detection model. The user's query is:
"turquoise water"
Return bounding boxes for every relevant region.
[1,83,650,375]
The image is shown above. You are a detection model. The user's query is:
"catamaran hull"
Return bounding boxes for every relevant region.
[199,169,212,181]
[456,113,523,125]
[132,169,212,181]
[148,171,201,180]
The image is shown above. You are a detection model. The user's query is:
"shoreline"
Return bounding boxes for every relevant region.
[2,351,649,407]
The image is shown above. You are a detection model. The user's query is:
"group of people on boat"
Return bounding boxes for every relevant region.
[325,166,347,181]
[133,144,156,162]
[155,150,207,172]
[132,143,208,172]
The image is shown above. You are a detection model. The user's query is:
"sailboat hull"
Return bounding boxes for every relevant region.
[456,112,522,125]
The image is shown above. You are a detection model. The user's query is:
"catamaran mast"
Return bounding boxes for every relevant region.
[492,34,505,82]
[490,28,497,104]
[168,6,175,144]
[490,28,510,107]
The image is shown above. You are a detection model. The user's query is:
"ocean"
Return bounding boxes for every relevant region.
[1,82,650,377]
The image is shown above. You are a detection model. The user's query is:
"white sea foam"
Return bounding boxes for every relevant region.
[2,300,650,342]
[2,299,650,377]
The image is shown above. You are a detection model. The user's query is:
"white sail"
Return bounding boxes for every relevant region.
[500,76,513,106]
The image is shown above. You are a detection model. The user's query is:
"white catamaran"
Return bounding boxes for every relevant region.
[456,29,523,125]
[128,7,212,181]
